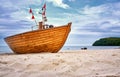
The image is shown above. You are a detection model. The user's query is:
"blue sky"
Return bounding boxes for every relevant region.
[0,0,120,46]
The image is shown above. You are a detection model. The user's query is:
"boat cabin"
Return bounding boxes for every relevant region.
[38,22,54,30]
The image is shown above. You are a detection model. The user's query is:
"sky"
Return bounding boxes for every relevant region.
[0,0,120,47]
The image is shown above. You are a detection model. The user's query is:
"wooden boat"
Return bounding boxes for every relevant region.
[4,3,72,54]
[4,22,71,53]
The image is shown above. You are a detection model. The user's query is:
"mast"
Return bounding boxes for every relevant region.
[29,1,47,30]
[42,3,47,25]
[38,2,47,30]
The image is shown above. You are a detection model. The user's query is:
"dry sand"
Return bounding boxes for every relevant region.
[0,49,120,77]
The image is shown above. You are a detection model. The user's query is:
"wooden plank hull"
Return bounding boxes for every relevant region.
[4,23,71,54]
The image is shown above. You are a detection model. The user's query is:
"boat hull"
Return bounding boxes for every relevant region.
[4,23,71,54]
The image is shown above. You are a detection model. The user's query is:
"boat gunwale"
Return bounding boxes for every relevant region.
[4,24,70,40]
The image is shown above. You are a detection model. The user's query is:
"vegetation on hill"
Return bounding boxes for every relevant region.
[92,37,120,46]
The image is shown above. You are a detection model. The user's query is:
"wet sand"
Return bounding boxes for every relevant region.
[0,49,120,77]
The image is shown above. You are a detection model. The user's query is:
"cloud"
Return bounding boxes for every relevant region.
[0,28,30,36]
[62,2,120,46]
[68,2,120,36]
[46,0,69,9]
[0,0,18,10]
[80,5,108,15]
[71,29,101,35]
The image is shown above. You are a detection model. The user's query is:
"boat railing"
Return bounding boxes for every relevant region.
[31,25,39,31]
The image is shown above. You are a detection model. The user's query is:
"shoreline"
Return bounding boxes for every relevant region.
[0,49,120,77]
[0,47,120,54]
[0,46,120,54]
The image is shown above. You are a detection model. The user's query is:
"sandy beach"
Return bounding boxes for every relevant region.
[0,49,120,77]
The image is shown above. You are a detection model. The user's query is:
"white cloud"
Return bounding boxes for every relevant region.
[58,2,120,43]
[113,10,120,16]
[0,27,31,36]
[46,0,69,9]
[71,29,101,35]
[0,25,7,29]
[0,0,42,10]
[10,10,30,20]
[0,18,19,24]
[112,30,120,33]
[0,1,14,8]
[80,5,108,15]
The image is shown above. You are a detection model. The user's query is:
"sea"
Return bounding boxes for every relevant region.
[0,46,120,54]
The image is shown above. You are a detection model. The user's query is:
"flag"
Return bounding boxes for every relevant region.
[29,8,32,13]
[42,11,46,15]
[32,15,35,19]
[42,3,46,10]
